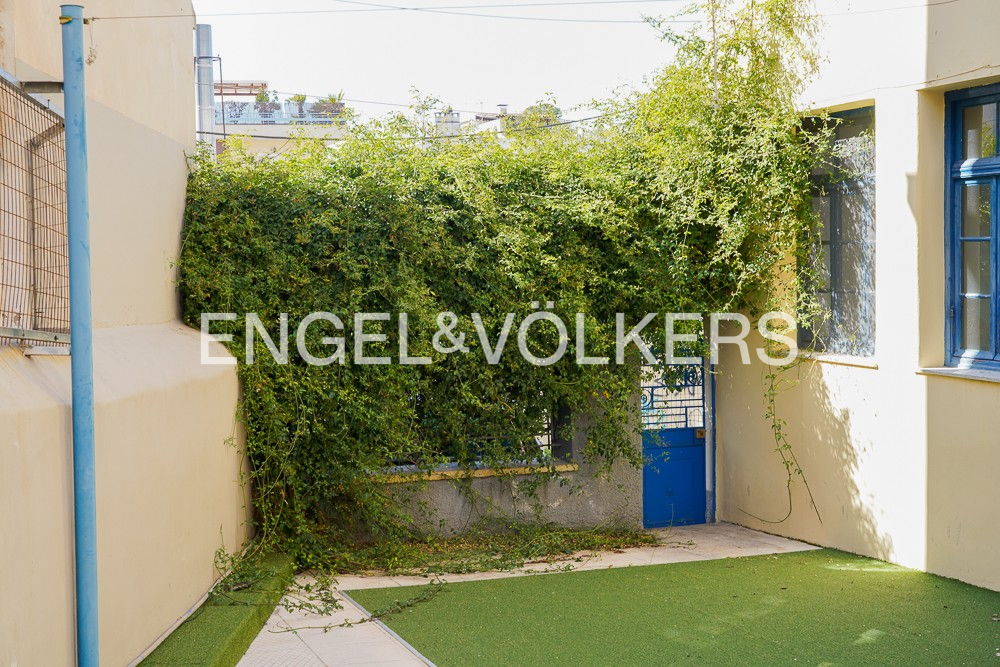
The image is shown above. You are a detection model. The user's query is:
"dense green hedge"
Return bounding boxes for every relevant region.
[179,0,827,563]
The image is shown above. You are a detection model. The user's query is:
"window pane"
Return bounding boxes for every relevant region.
[810,194,831,291]
[812,195,831,242]
[817,243,831,291]
[962,183,991,237]
[963,103,996,160]
[962,298,992,352]
[836,109,874,141]
[840,185,875,243]
[832,144,876,358]
[804,107,876,357]
[839,241,875,295]
[833,116,875,179]
[961,240,991,294]
[800,292,832,351]
[832,241,876,357]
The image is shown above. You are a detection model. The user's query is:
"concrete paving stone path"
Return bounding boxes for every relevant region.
[238,522,817,666]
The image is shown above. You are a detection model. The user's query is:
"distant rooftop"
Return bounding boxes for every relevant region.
[215,99,345,126]
[214,81,269,97]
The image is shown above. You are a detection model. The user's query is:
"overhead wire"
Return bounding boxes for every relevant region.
[88,0,694,24]
[104,0,972,139]
[88,0,970,22]
[199,112,612,141]
[266,91,488,115]
[310,0,665,22]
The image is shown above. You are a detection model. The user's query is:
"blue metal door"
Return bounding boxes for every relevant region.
[641,364,708,528]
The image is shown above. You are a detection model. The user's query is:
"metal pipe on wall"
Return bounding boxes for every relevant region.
[60,5,99,665]
[704,346,716,524]
[195,24,215,143]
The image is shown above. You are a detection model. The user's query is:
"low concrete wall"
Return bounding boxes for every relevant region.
[394,460,642,536]
[392,402,645,536]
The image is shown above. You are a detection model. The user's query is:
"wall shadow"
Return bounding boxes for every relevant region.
[716,349,894,562]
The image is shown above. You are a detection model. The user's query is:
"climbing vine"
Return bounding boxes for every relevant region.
[179,0,830,563]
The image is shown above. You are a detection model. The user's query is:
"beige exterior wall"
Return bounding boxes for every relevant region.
[218,123,345,155]
[717,0,1000,591]
[0,2,250,665]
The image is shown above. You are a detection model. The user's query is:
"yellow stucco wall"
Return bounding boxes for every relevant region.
[0,2,250,664]
[717,0,1000,591]
[218,123,345,155]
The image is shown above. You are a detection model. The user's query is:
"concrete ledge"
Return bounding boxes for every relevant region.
[919,366,1000,384]
[801,352,879,369]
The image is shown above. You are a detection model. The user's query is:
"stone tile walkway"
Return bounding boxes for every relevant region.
[238,522,816,666]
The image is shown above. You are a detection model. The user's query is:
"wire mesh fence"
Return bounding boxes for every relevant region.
[0,75,69,347]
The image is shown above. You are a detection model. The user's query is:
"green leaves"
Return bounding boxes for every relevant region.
[179,0,826,560]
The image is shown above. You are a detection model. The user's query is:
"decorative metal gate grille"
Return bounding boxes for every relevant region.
[0,74,69,346]
[640,364,705,430]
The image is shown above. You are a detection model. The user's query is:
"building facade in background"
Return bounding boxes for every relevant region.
[210,79,346,153]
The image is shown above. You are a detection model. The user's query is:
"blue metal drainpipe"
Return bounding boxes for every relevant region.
[61,5,99,665]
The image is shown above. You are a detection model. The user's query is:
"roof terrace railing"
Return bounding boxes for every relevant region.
[215,102,345,126]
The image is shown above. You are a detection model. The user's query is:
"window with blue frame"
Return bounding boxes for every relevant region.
[800,107,876,357]
[946,85,1000,367]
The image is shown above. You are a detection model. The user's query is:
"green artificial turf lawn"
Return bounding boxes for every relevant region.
[141,554,295,666]
[349,549,1000,666]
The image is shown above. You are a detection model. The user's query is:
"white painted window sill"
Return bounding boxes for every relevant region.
[800,352,879,369]
[918,366,1000,384]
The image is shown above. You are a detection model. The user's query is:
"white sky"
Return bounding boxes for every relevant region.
[191,0,690,119]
